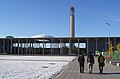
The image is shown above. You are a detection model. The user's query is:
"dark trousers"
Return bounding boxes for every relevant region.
[99,63,104,73]
[79,63,84,73]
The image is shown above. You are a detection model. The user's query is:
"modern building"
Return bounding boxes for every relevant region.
[0,37,120,55]
[0,6,120,55]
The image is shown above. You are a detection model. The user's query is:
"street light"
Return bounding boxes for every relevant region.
[105,22,111,57]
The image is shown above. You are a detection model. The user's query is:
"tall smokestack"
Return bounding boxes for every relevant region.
[70,6,75,37]
[69,6,75,55]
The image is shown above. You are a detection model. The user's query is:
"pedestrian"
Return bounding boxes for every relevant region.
[87,53,94,74]
[98,53,105,74]
[78,53,85,73]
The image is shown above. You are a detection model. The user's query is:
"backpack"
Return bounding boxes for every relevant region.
[100,56,104,63]
[78,55,84,63]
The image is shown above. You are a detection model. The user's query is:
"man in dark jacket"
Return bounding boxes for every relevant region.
[98,53,105,74]
[78,53,85,73]
[87,53,94,74]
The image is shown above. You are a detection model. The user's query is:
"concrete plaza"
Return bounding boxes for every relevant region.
[54,56,120,79]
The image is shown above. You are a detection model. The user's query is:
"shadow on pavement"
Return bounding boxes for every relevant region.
[91,72,120,75]
[103,72,120,75]
[86,72,120,75]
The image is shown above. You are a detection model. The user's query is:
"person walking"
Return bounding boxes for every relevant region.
[98,53,105,74]
[87,53,94,74]
[78,53,85,73]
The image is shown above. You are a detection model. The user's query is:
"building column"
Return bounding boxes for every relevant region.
[87,39,89,56]
[10,39,13,54]
[36,43,39,54]
[29,41,31,55]
[14,43,16,54]
[39,43,41,54]
[43,39,45,55]
[7,40,9,54]
[30,42,32,54]
[69,39,72,55]
[95,39,98,52]
[28,40,30,54]
[18,39,20,55]
[20,40,23,54]
[34,39,36,54]
[50,39,53,55]
[105,38,107,52]
[78,39,80,55]
[31,41,33,54]
[113,38,117,51]
[3,39,5,54]
[60,39,62,55]
[26,39,28,55]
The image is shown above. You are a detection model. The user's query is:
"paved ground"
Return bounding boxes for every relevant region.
[54,56,120,79]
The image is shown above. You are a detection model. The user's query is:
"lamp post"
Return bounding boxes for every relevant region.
[106,22,111,57]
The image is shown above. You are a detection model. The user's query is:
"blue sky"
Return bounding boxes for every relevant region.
[0,0,120,38]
